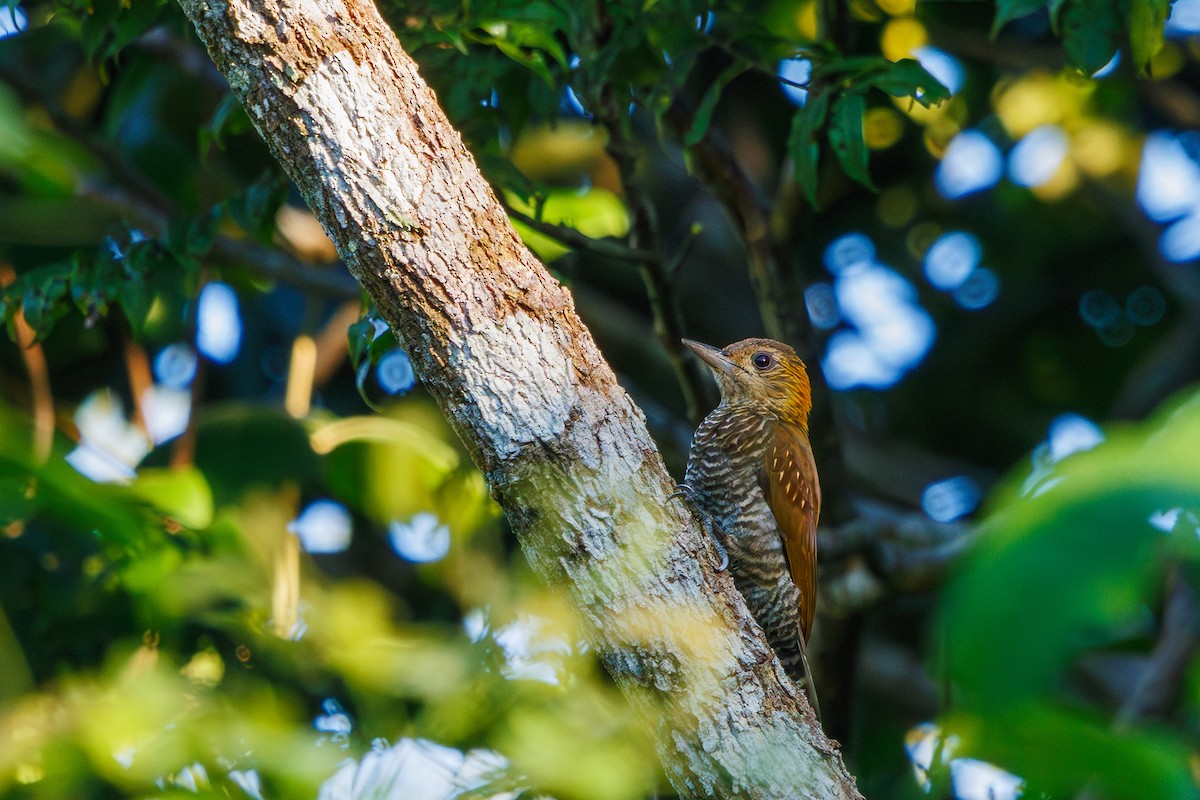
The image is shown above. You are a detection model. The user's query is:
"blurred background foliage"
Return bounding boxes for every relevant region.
[2,0,1200,797]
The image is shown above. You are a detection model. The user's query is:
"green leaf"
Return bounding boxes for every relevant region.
[189,406,324,507]
[200,93,252,152]
[132,467,214,529]
[317,413,498,538]
[943,706,1195,800]
[828,94,874,190]
[110,0,167,57]
[936,388,1200,799]
[1129,0,1171,71]
[1059,0,1122,73]
[79,0,120,64]
[227,170,287,243]
[786,91,829,209]
[866,59,951,108]
[942,388,1200,706]
[347,316,376,370]
[18,263,72,340]
[683,60,748,147]
[990,0,1048,36]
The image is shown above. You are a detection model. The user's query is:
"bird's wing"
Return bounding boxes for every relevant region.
[761,425,822,641]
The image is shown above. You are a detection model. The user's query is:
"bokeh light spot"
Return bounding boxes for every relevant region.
[864,107,906,150]
[924,231,981,290]
[463,608,490,642]
[289,500,353,554]
[805,283,841,330]
[1168,0,1200,33]
[1091,51,1121,78]
[153,343,198,389]
[824,232,876,273]
[950,758,1024,800]
[0,5,26,37]
[921,476,982,522]
[1150,507,1183,533]
[1160,212,1200,262]
[1008,125,1069,188]
[1126,285,1166,326]
[389,512,450,563]
[1071,122,1127,177]
[876,0,915,15]
[953,267,1000,310]
[778,58,812,106]
[824,330,900,390]
[881,17,928,61]
[66,390,150,483]
[376,349,416,395]
[821,234,937,390]
[197,282,242,365]
[494,615,571,685]
[936,131,1003,199]
[314,698,353,743]
[1136,132,1200,223]
[1078,289,1121,328]
[913,46,964,95]
[142,386,191,445]
[1047,413,1104,461]
[1097,315,1135,346]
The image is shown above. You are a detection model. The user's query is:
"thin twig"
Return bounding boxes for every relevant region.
[599,95,707,421]
[123,332,154,435]
[504,203,656,263]
[1116,568,1200,729]
[0,65,360,301]
[0,265,54,463]
[683,129,790,341]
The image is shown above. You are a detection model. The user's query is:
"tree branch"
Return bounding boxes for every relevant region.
[0,66,360,301]
[1115,568,1200,729]
[503,203,656,263]
[175,0,862,796]
[598,97,709,422]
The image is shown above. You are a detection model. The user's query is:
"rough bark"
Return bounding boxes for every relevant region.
[176,1,862,797]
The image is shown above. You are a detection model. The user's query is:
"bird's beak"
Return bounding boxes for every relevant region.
[682,339,735,376]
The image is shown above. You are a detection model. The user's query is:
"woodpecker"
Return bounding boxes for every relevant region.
[680,338,821,701]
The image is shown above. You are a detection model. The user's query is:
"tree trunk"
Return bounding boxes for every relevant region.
[177,1,862,797]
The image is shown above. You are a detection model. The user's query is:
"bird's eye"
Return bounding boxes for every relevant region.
[752,352,774,370]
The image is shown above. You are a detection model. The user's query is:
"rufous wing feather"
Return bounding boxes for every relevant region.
[762,425,822,640]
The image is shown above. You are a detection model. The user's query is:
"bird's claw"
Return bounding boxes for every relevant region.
[669,483,694,503]
[713,544,729,571]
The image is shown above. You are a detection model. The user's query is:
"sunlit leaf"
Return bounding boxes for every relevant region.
[132,467,214,529]
[1128,0,1171,71]
[506,188,630,262]
[316,410,498,540]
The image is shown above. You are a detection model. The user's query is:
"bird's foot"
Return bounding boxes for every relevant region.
[669,483,695,503]
[707,527,730,571]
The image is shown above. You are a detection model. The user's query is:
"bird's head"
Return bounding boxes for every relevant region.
[683,338,813,429]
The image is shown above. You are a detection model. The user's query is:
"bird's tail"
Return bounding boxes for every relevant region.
[795,631,821,722]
